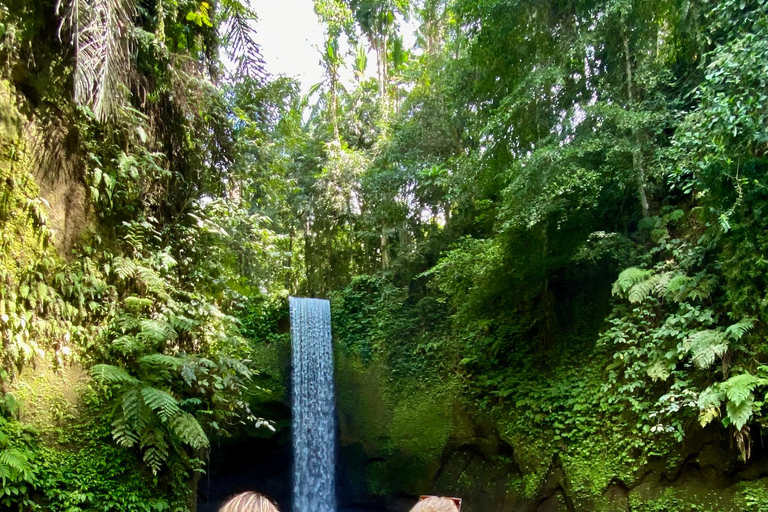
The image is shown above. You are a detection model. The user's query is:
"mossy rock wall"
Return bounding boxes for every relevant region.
[333,345,768,512]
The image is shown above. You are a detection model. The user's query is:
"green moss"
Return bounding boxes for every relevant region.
[250,337,290,402]
[628,486,732,512]
[389,392,451,459]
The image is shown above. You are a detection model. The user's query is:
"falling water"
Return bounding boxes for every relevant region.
[290,297,336,512]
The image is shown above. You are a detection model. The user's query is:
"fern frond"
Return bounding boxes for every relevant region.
[112,257,138,280]
[169,314,196,333]
[140,428,168,475]
[725,318,756,341]
[115,311,141,332]
[136,266,168,298]
[686,330,728,369]
[139,386,179,422]
[698,385,724,427]
[0,463,10,482]
[664,274,690,301]
[612,267,652,297]
[170,412,209,449]
[111,415,140,447]
[90,364,138,384]
[112,334,144,355]
[651,271,673,296]
[138,318,176,344]
[124,296,154,311]
[121,386,149,433]
[138,354,182,371]
[628,279,654,303]
[220,0,266,80]
[721,373,767,405]
[0,448,30,475]
[726,395,754,431]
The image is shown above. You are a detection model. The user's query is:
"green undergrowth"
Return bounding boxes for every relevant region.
[1,385,193,511]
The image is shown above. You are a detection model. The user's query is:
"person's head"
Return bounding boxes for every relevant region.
[219,492,279,512]
[409,496,460,512]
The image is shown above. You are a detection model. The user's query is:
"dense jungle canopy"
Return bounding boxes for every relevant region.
[2,0,768,510]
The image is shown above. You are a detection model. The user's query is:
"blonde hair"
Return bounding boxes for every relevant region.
[410,497,460,512]
[218,492,279,512]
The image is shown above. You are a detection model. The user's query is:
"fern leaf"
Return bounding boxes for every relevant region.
[112,335,144,355]
[111,416,139,447]
[140,428,168,475]
[121,386,149,433]
[112,256,138,280]
[652,271,673,295]
[90,364,138,384]
[139,387,179,422]
[725,318,756,341]
[612,267,652,297]
[647,359,670,382]
[628,278,654,303]
[721,373,766,405]
[138,319,176,344]
[664,274,690,301]
[0,463,10,482]
[124,296,154,311]
[170,412,209,449]
[0,448,30,479]
[686,330,728,369]
[697,385,724,427]
[726,395,754,431]
[136,266,168,298]
[138,354,182,371]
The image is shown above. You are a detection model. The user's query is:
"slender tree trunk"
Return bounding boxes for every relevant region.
[376,39,385,100]
[380,229,390,268]
[304,218,313,292]
[331,71,339,141]
[382,32,389,111]
[623,30,650,218]
[540,220,554,351]
[286,226,295,292]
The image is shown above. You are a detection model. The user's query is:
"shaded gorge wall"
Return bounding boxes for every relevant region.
[199,293,768,512]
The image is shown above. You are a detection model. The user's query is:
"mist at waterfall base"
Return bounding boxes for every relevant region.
[290,297,337,512]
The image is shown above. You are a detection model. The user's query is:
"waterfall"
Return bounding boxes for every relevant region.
[290,297,336,512]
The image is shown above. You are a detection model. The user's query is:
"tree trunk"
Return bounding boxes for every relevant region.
[380,230,390,268]
[331,72,339,141]
[623,30,650,218]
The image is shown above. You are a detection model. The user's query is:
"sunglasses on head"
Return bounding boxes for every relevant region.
[418,495,462,512]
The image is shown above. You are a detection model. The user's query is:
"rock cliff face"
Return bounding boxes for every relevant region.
[202,335,768,512]
[332,348,768,512]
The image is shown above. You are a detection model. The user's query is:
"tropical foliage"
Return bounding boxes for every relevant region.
[2,0,768,509]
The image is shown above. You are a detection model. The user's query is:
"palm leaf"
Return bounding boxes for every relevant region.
[58,0,137,122]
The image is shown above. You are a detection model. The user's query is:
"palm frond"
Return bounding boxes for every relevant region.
[58,0,137,122]
[219,0,266,81]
